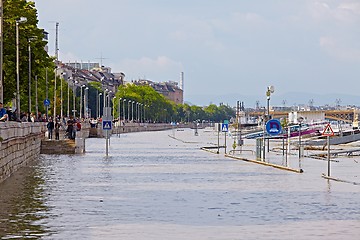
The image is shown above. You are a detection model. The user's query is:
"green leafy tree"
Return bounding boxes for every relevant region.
[113,84,235,123]
[3,0,53,114]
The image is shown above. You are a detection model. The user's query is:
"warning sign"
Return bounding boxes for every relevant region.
[102,120,112,130]
[322,123,334,136]
[221,123,229,132]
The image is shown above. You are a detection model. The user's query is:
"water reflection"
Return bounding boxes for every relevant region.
[0,158,51,239]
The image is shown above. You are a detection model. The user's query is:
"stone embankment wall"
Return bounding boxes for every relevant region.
[0,122,46,183]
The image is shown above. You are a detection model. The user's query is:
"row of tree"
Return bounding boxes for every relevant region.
[1,0,235,123]
[112,84,235,123]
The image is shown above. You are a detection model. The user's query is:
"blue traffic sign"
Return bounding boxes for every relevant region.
[102,120,112,130]
[43,99,50,106]
[221,123,229,132]
[266,119,282,135]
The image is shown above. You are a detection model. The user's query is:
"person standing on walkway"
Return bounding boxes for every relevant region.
[55,119,61,140]
[47,117,55,139]
[0,102,8,122]
[66,116,75,139]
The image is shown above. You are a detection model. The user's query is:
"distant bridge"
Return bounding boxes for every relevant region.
[248,109,359,123]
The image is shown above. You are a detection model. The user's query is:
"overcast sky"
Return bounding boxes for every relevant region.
[33,0,360,106]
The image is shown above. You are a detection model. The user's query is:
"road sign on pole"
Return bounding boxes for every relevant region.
[102,120,112,130]
[321,123,334,176]
[102,106,113,157]
[43,99,50,107]
[266,119,282,135]
[221,123,229,132]
[322,123,334,136]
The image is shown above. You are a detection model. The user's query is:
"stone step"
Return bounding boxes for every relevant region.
[40,139,76,154]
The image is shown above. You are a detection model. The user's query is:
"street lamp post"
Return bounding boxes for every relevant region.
[139,103,142,122]
[135,102,138,122]
[144,104,147,123]
[266,86,274,153]
[113,96,116,119]
[298,116,304,161]
[80,85,85,119]
[128,100,131,121]
[103,89,108,116]
[98,92,102,118]
[28,38,31,113]
[15,17,27,119]
[132,101,135,122]
[123,99,126,122]
[67,77,71,117]
[84,87,89,119]
[108,91,112,111]
[60,76,63,119]
[73,81,77,118]
[137,103,140,122]
[45,67,49,118]
[139,103,142,123]
[118,98,121,121]
[143,104,145,122]
[35,75,38,118]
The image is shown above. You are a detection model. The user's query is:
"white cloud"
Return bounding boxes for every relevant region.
[319,36,360,61]
[114,56,183,81]
[211,11,267,34]
[58,51,80,63]
[309,0,360,24]
[168,16,228,54]
[169,11,266,54]
[338,2,360,14]
[169,17,213,42]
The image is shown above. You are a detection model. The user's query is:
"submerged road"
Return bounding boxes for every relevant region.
[0,128,359,239]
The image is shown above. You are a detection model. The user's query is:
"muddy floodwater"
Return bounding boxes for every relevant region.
[1,128,359,239]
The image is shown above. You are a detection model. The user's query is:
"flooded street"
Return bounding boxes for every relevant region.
[1,128,359,239]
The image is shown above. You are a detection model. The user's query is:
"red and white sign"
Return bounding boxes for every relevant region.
[322,123,334,136]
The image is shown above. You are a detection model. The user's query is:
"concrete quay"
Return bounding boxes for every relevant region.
[0,122,45,183]
[40,124,90,155]
[0,121,90,183]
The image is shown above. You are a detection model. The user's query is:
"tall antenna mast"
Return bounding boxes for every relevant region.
[55,22,59,60]
[96,53,108,67]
